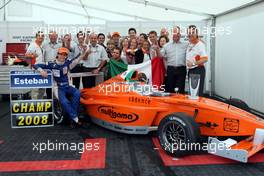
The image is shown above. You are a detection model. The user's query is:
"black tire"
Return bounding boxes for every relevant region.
[226,98,250,112]
[53,99,64,124]
[158,113,200,157]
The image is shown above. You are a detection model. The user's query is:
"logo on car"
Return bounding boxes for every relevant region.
[98,106,139,123]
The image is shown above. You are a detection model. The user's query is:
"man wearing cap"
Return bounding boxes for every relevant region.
[33,47,86,126]
[82,33,108,88]
[112,32,121,47]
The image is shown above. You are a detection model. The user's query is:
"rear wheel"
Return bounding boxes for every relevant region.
[158,113,200,157]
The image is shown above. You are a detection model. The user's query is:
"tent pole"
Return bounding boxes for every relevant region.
[210,17,216,96]
[3,0,6,21]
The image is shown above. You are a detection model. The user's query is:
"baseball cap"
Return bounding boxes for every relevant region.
[58,47,69,55]
[112,32,121,37]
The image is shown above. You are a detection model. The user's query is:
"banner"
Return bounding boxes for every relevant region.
[10,70,52,89]
[10,70,54,128]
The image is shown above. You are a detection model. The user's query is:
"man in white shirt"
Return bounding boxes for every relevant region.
[26,31,44,65]
[41,31,62,99]
[161,26,188,94]
[26,31,46,99]
[71,31,88,89]
[82,33,108,88]
[186,25,208,96]
[43,31,61,63]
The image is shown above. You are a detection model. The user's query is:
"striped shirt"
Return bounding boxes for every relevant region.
[161,41,188,67]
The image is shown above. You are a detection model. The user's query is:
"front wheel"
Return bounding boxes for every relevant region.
[158,113,200,157]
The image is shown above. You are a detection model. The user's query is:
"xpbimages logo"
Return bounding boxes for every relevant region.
[32,140,100,154]
[163,140,229,154]
[98,82,165,95]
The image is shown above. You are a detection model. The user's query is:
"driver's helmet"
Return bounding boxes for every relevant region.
[124,70,147,83]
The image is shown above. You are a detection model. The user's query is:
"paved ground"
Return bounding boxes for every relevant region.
[0,99,264,176]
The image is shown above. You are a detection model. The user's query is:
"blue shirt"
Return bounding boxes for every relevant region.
[33,55,80,87]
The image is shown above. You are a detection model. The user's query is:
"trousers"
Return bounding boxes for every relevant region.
[58,85,80,120]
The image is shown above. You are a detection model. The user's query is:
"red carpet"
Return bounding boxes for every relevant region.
[0,138,106,172]
[152,138,264,166]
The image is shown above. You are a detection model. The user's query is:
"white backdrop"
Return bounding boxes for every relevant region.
[215,1,264,112]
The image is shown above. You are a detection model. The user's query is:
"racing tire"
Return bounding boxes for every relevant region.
[158,113,200,157]
[226,98,250,112]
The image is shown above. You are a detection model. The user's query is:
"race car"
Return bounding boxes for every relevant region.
[80,71,264,163]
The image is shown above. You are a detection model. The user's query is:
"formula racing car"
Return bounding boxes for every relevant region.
[80,71,264,163]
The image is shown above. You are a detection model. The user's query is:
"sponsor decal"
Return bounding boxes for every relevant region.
[223,118,239,133]
[97,106,139,123]
[128,96,151,105]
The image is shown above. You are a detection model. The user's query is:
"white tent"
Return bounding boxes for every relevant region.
[0,0,259,24]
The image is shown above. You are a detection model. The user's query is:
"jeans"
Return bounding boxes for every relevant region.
[58,85,80,120]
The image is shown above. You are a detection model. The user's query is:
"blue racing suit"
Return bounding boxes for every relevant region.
[33,56,81,122]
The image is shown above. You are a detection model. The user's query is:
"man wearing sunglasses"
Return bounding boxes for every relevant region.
[33,47,86,126]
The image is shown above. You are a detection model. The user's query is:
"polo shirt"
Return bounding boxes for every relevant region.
[26,41,44,64]
[186,41,207,69]
[82,44,108,68]
[161,41,188,67]
[43,41,62,62]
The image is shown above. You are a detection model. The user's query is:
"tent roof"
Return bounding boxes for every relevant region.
[3,0,257,24]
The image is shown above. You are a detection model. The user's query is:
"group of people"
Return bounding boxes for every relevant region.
[26,25,208,126]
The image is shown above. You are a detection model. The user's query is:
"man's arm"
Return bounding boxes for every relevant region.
[92,47,108,74]
[92,60,107,74]
[33,63,50,78]
[25,44,38,58]
[68,53,82,70]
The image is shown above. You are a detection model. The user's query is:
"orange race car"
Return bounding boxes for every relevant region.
[80,71,264,163]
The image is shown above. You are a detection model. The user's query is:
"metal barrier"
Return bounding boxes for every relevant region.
[68,72,104,89]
